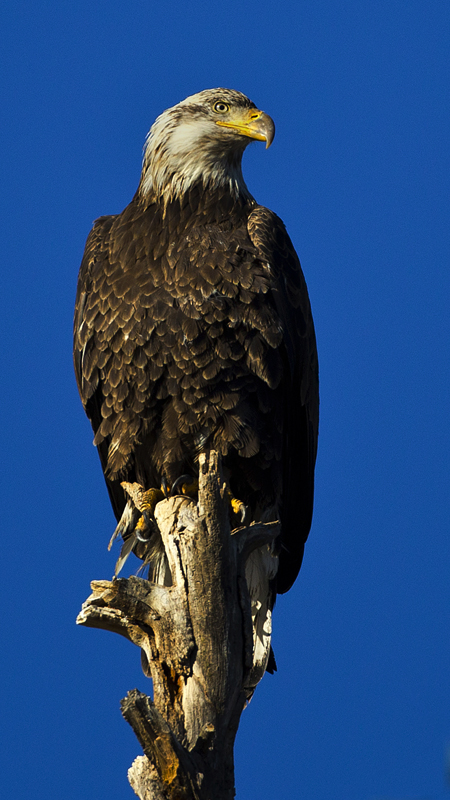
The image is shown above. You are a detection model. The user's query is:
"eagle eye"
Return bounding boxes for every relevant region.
[213,101,230,114]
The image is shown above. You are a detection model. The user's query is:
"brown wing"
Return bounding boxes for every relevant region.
[248,206,319,593]
[73,213,127,518]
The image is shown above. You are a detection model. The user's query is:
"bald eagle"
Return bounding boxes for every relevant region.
[74,89,318,683]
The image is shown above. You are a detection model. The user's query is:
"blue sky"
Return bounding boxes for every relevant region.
[1,1,449,798]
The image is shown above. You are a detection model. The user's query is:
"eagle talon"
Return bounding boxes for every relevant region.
[134,524,154,544]
[170,474,199,498]
[130,488,164,544]
[229,492,248,525]
[109,484,167,575]
[169,474,192,495]
[140,487,165,510]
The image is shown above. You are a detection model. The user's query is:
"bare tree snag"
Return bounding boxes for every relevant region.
[77,451,280,799]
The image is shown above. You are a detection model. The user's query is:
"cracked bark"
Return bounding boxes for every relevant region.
[77,450,280,800]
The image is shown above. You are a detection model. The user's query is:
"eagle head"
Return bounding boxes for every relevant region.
[140,88,275,202]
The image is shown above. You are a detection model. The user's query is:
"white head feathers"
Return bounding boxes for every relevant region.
[139,88,272,203]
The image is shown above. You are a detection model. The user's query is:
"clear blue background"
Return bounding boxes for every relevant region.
[1,2,449,798]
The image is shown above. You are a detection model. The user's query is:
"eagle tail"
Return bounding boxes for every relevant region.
[244,544,279,693]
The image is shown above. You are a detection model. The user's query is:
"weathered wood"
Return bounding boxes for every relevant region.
[77,451,280,799]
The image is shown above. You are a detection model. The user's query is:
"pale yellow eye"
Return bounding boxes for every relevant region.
[213,101,230,114]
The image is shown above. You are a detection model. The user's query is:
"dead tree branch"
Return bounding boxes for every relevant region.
[77,451,280,799]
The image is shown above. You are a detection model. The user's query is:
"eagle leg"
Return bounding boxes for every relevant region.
[124,486,166,548]
[109,484,166,577]
[139,486,166,512]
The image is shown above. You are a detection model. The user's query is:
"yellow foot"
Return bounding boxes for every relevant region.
[228,491,247,525]
[139,486,165,512]
[126,485,167,549]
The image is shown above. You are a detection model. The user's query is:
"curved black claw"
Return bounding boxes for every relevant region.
[170,474,198,497]
[134,513,156,543]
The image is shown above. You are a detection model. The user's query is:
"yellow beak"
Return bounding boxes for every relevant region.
[216,109,275,149]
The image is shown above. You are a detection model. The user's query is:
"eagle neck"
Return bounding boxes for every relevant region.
[137,179,254,227]
[138,135,255,207]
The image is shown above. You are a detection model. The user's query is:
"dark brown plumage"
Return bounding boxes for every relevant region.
[74,89,318,631]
